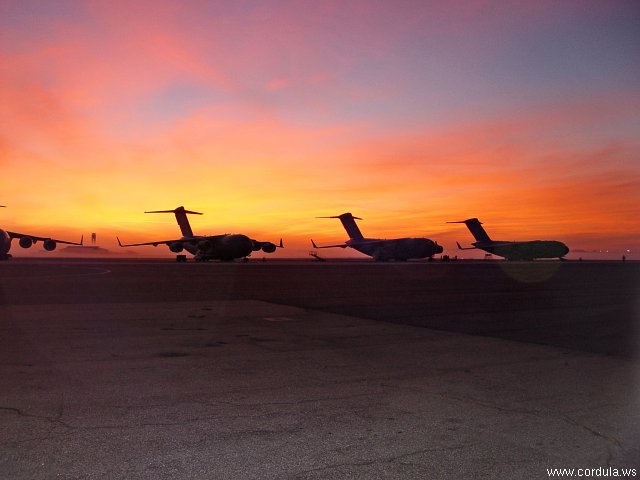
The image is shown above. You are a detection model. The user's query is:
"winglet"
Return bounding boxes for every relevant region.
[456,241,463,249]
[116,236,124,247]
[79,234,84,246]
[278,238,284,248]
[311,239,318,249]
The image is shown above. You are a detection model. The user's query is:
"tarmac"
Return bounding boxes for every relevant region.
[0,258,639,479]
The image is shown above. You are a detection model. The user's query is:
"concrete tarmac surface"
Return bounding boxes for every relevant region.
[0,258,639,479]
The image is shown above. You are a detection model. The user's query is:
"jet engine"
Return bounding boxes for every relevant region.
[168,242,183,253]
[43,239,57,251]
[261,242,277,253]
[19,237,33,248]
[251,240,262,251]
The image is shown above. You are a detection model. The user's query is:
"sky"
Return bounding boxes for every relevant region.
[1,0,639,258]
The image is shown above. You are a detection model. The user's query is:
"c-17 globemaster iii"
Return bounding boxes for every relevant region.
[117,206,283,262]
[0,205,83,260]
[449,217,569,260]
[311,212,443,261]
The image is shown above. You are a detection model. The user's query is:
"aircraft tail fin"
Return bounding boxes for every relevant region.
[448,218,492,243]
[317,212,364,240]
[145,206,202,238]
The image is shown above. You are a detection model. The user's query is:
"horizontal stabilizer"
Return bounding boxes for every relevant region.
[145,207,203,215]
[447,219,482,224]
[317,212,364,240]
[144,206,200,237]
[317,214,363,220]
[448,218,491,243]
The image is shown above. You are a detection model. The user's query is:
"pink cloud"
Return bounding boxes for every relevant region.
[1,1,638,256]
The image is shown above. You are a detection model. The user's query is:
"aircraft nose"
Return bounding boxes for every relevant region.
[434,241,443,254]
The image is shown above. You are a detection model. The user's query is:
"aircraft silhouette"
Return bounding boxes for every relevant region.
[311,212,443,261]
[0,205,83,260]
[449,218,569,260]
[117,206,283,262]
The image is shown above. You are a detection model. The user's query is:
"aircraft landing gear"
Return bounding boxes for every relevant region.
[176,254,187,263]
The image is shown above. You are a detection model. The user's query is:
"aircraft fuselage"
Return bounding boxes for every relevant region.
[473,240,569,261]
[180,234,255,261]
[347,237,443,261]
[0,229,11,259]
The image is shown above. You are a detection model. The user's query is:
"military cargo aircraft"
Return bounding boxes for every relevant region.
[311,212,442,261]
[117,206,282,262]
[0,205,83,260]
[449,217,569,260]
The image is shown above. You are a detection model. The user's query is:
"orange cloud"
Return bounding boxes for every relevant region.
[1,1,638,259]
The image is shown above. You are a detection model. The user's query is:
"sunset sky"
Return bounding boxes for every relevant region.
[1,1,639,258]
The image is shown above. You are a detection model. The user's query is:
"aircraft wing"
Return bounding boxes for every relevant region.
[116,236,192,248]
[311,238,402,249]
[254,238,284,248]
[8,231,83,245]
[455,241,477,250]
[251,238,284,253]
[311,239,349,249]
